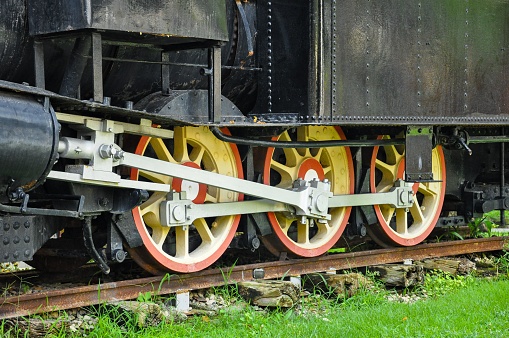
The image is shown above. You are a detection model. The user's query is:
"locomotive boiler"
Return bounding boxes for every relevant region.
[0,0,508,275]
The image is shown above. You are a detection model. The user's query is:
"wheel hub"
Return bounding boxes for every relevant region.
[298,158,325,181]
[172,162,207,204]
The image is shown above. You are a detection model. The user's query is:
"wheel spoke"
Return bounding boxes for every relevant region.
[270,159,298,186]
[382,144,403,165]
[375,159,397,182]
[381,204,396,224]
[418,181,439,197]
[395,208,408,234]
[204,193,218,203]
[190,145,206,165]
[314,147,324,161]
[140,193,165,225]
[279,131,304,166]
[409,195,425,225]
[149,138,175,163]
[296,127,315,157]
[194,218,215,244]
[322,164,333,177]
[278,130,292,142]
[377,183,394,193]
[297,222,310,245]
[174,226,190,259]
[172,127,190,163]
[315,221,332,239]
[151,227,170,250]
[275,214,293,236]
[138,169,171,184]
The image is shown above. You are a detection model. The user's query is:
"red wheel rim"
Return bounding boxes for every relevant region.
[128,126,243,273]
[369,137,446,246]
[261,126,354,257]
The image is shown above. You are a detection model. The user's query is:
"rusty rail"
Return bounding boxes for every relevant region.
[1,237,507,319]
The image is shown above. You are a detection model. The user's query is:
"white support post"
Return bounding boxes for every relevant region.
[175,291,190,312]
[290,275,302,289]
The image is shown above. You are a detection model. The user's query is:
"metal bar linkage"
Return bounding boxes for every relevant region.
[159,181,413,227]
[47,114,414,222]
[119,152,414,222]
[46,117,413,223]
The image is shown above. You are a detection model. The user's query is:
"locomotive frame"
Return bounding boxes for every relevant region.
[1,0,509,275]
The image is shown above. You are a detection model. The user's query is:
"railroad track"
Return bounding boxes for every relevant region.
[1,237,507,320]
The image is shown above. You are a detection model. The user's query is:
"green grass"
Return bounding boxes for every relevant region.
[18,277,503,338]
[3,273,509,337]
[468,210,509,238]
[163,278,509,338]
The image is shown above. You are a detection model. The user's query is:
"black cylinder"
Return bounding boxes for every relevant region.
[0,1,31,82]
[0,92,59,201]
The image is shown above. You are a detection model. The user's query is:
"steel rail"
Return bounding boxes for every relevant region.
[0,237,507,319]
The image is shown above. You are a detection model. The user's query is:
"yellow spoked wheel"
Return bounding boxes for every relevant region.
[128,126,243,274]
[368,136,446,247]
[261,126,354,257]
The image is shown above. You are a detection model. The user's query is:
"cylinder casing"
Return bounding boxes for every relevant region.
[0,92,59,201]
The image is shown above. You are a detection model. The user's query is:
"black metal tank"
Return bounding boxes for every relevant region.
[0,1,33,83]
[0,0,257,111]
[0,92,59,201]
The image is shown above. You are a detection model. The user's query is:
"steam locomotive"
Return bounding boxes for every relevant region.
[0,0,508,274]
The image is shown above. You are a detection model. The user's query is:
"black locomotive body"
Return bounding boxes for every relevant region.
[0,0,508,274]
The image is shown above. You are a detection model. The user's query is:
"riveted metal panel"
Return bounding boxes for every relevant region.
[330,0,509,125]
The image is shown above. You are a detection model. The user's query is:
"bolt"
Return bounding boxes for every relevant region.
[172,205,186,222]
[98,198,109,207]
[251,237,260,250]
[253,268,265,279]
[359,224,367,237]
[114,250,126,263]
[113,150,125,160]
